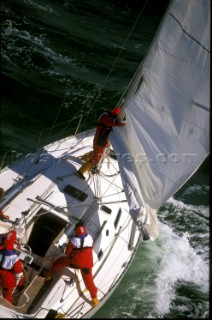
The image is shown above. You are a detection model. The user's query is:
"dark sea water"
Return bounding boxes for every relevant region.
[1,0,209,318]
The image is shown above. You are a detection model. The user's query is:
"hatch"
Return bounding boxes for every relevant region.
[63,184,88,201]
[27,210,67,257]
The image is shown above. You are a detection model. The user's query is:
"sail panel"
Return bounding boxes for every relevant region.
[111,0,210,235]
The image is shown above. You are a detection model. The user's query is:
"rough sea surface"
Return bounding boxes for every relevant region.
[1,0,209,318]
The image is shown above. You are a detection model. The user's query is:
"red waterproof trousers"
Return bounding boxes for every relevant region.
[91,145,107,166]
[49,256,97,298]
[0,260,24,304]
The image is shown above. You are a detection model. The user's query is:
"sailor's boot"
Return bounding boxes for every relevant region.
[80,151,93,162]
[76,161,93,180]
[41,268,52,281]
[91,297,100,307]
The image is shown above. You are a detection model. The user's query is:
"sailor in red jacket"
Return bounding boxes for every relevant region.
[43,223,99,307]
[76,107,125,179]
[0,230,24,304]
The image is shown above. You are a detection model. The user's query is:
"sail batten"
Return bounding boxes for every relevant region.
[111,0,210,240]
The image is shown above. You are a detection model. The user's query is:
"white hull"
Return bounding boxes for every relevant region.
[0,129,142,318]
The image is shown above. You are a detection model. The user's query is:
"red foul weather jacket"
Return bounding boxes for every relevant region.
[0,231,24,303]
[94,111,123,147]
[0,252,24,304]
[65,234,94,269]
[0,258,23,289]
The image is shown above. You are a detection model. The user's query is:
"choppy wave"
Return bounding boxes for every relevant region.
[154,222,209,317]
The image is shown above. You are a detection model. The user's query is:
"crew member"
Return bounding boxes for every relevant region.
[0,210,9,221]
[76,107,125,179]
[43,223,100,307]
[0,188,9,220]
[0,230,24,304]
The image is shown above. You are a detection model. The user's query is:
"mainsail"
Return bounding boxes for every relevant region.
[111,0,210,240]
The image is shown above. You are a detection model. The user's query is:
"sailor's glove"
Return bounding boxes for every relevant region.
[117,121,126,126]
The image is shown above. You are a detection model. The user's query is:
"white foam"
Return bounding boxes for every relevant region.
[166,197,208,217]
[183,184,209,196]
[153,221,209,316]
[24,0,55,14]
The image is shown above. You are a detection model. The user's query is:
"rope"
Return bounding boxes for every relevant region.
[104,0,150,108]
[81,2,150,129]
[46,1,149,139]
[0,151,8,171]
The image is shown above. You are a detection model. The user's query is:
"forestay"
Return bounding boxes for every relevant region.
[111,0,210,240]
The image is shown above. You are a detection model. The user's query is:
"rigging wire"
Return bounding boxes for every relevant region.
[46,1,149,139]
[0,151,9,171]
[81,0,150,129]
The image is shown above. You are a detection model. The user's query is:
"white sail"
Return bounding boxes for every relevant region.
[111,0,210,240]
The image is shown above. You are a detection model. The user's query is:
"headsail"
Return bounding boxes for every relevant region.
[111,0,210,240]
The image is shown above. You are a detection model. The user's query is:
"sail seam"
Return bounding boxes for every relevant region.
[169,12,210,53]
